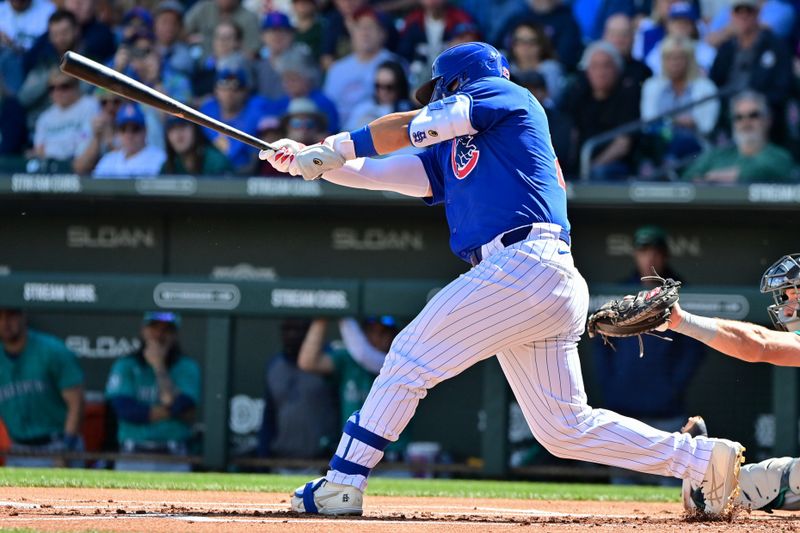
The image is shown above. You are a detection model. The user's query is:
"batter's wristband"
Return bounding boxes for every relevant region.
[349,126,378,158]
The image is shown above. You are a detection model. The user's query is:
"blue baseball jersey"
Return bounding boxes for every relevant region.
[416,77,570,261]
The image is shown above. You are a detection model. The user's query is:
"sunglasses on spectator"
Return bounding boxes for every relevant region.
[513,36,540,46]
[131,47,152,58]
[100,98,122,107]
[288,117,318,129]
[49,82,76,92]
[733,5,756,14]
[375,82,396,91]
[119,124,144,133]
[734,111,762,121]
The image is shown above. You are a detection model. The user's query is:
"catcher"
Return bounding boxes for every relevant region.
[589,253,800,513]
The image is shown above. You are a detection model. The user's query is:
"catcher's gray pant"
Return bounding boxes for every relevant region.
[325,224,715,491]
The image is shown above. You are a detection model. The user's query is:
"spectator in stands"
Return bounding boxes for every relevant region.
[516,70,572,165]
[200,65,264,173]
[457,0,525,45]
[20,10,82,122]
[298,317,401,445]
[561,41,639,180]
[641,36,719,166]
[496,0,583,71]
[263,47,340,133]
[192,20,250,98]
[0,308,84,468]
[153,0,194,77]
[184,0,261,58]
[602,14,652,95]
[256,12,303,101]
[345,60,413,130]
[682,90,795,183]
[62,0,116,64]
[632,0,674,62]
[31,69,99,168]
[282,97,329,146]
[0,0,56,92]
[593,226,705,485]
[508,21,564,104]
[93,102,167,178]
[258,318,338,459]
[444,21,482,47]
[321,0,370,70]
[324,7,398,126]
[292,0,327,60]
[645,2,717,76]
[130,30,193,149]
[106,312,200,472]
[705,0,796,46]
[0,75,27,157]
[162,117,232,176]
[73,89,122,175]
[119,7,154,45]
[708,0,791,139]
[397,0,474,85]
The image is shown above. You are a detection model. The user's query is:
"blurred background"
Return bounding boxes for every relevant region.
[0,0,798,484]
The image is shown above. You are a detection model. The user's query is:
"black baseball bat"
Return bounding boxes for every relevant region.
[59,50,277,153]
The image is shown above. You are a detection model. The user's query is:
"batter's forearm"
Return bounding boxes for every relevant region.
[365,111,417,155]
[322,154,431,197]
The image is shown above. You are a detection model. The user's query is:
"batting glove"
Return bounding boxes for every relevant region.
[294,143,347,180]
[258,138,306,174]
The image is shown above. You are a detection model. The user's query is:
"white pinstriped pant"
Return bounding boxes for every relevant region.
[327,224,714,491]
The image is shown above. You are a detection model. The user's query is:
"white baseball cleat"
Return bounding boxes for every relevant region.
[683,438,745,516]
[291,477,363,515]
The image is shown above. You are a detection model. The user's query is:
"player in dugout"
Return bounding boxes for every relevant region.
[0,307,84,467]
[260,41,745,518]
[666,253,800,513]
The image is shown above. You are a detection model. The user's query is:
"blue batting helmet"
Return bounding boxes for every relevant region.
[415,42,505,105]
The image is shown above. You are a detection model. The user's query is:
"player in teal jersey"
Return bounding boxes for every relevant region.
[665,253,800,513]
[106,311,200,471]
[0,308,84,467]
[298,317,407,457]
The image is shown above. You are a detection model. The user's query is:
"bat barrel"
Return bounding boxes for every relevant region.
[59,51,276,153]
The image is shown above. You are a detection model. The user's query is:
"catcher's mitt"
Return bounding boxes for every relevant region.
[587,274,681,356]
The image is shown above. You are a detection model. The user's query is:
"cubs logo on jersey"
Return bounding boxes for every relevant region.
[451,136,480,179]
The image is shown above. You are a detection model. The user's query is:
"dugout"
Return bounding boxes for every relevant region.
[0,176,797,476]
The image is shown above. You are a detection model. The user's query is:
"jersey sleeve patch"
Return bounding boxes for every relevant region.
[408,94,477,148]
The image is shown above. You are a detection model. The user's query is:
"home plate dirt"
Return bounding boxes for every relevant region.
[1,487,799,532]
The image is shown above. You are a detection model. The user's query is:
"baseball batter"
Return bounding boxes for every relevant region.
[665,253,800,512]
[260,42,743,517]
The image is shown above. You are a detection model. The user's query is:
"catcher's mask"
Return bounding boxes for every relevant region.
[760,253,800,331]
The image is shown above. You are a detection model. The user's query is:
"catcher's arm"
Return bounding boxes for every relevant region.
[669,303,800,366]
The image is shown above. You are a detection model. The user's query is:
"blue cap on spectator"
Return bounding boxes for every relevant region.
[216,66,249,88]
[155,0,185,17]
[143,311,181,328]
[447,22,481,41]
[116,103,146,127]
[122,6,154,28]
[668,2,698,20]
[165,115,186,128]
[262,11,293,31]
[364,315,397,329]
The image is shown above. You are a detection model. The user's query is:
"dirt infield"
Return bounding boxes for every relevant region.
[0,487,798,532]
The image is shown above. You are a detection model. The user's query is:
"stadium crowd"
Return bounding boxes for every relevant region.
[0,0,799,181]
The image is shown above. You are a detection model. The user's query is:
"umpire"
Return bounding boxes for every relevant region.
[0,308,84,467]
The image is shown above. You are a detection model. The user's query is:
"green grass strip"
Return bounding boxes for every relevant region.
[0,468,679,502]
